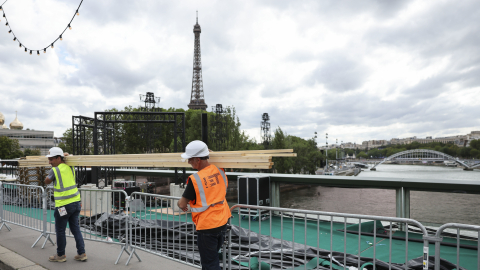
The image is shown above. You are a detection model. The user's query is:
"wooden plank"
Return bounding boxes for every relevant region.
[244,153,297,157]
[20,162,273,169]
[215,149,293,154]
[19,149,292,169]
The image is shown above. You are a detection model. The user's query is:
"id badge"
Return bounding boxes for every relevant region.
[58,207,67,216]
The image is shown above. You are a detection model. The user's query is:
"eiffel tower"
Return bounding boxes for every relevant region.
[188,12,208,110]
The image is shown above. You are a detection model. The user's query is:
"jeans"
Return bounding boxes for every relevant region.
[196,226,227,270]
[54,201,85,256]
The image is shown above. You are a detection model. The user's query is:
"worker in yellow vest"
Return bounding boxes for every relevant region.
[178,141,231,270]
[44,147,87,262]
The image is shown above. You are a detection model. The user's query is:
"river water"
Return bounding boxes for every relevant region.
[280,164,480,225]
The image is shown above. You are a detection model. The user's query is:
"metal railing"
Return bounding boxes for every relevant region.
[433,223,480,270]
[0,182,52,248]
[228,204,431,270]
[1,181,479,269]
[126,191,200,268]
[43,186,138,264]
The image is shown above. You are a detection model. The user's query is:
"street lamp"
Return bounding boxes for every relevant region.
[336,138,338,162]
[326,133,328,172]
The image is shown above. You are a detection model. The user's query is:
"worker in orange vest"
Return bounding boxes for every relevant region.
[178,140,230,270]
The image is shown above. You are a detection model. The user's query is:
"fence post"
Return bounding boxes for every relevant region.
[228,221,232,270]
[31,187,54,248]
[124,195,141,266]
[395,187,410,230]
[222,222,231,270]
[0,182,12,231]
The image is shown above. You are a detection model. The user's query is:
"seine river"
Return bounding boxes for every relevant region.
[280,164,480,225]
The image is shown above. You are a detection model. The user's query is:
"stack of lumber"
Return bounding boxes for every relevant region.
[19,149,296,169]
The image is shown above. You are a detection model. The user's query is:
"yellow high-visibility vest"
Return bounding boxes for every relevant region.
[52,163,80,207]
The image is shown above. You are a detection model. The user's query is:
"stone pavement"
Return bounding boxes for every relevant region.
[0,223,196,270]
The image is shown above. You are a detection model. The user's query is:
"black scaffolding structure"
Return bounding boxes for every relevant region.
[93,111,186,186]
[72,110,186,187]
[211,104,227,151]
[72,116,109,187]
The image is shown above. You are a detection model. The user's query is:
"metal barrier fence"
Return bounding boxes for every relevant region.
[127,191,201,268]
[0,183,139,264]
[433,223,480,270]
[0,181,53,248]
[228,204,431,270]
[1,182,479,269]
[43,186,139,264]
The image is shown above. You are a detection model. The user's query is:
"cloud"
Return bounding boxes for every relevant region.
[308,51,370,92]
[0,0,479,143]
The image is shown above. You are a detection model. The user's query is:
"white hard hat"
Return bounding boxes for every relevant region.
[46,147,64,157]
[181,140,209,159]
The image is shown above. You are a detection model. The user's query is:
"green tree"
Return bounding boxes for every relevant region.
[272,127,292,173]
[23,148,41,157]
[470,149,480,159]
[357,151,368,159]
[0,136,23,159]
[470,139,480,151]
[58,128,74,154]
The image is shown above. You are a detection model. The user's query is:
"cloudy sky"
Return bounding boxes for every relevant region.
[1,0,479,145]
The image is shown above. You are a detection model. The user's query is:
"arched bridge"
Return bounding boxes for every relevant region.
[370,149,479,170]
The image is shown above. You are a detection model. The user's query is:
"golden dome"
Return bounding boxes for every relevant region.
[0,111,4,125]
[2,124,7,129]
[9,111,23,130]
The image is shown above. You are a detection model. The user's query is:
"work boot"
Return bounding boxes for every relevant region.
[49,254,66,262]
[74,253,88,261]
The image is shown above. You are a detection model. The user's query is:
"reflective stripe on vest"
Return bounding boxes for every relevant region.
[190,165,228,213]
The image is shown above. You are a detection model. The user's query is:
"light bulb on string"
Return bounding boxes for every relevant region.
[13,37,16,41]
[60,35,62,40]
[30,50,32,55]
[8,30,11,33]
[19,43,21,48]
[44,49,46,53]
[51,43,54,49]
[24,48,27,52]
[37,50,39,56]
[68,24,71,30]
[76,10,79,16]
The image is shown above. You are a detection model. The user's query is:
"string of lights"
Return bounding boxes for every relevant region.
[0,0,83,55]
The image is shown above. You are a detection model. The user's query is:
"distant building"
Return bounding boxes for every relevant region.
[0,112,54,156]
[319,131,480,151]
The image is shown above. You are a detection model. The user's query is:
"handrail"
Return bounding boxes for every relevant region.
[115,169,480,194]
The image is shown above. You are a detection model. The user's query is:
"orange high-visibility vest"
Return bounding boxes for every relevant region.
[188,165,231,230]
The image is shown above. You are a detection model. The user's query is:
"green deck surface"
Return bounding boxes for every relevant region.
[2,204,477,269]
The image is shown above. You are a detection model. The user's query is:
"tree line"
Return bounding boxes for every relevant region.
[0,136,41,159]
[2,106,479,172]
[352,140,480,159]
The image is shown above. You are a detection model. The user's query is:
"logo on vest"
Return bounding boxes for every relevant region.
[203,177,208,188]
[207,173,220,188]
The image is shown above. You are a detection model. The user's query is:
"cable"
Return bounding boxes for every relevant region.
[0,0,84,55]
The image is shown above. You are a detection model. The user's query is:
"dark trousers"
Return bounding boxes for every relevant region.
[54,201,85,256]
[196,226,227,270]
